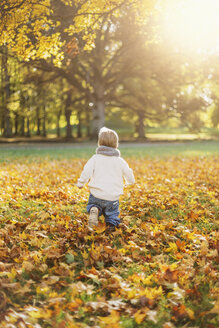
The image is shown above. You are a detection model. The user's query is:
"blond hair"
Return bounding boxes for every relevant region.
[98,127,119,148]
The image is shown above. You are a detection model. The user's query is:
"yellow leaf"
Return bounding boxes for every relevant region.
[99,310,120,324]
[134,309,147,324]
[8,268,17,280]
[28,309,52,319]
[208,300,219,314]
[81,250,89,260]
[186,308,195,319]
[93,222,106,233]
[127,289,137,299]
[165,242,178,253]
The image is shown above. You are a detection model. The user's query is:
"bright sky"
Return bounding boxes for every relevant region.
[160,0,219,54]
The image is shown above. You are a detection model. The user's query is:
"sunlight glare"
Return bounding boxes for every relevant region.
[161,0,219,54]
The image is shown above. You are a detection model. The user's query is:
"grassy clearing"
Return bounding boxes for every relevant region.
[0,140,218,162]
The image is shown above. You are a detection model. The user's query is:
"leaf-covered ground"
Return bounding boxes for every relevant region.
[0,156,218,328]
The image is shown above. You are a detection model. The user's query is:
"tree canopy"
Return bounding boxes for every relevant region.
[0,0,155,64]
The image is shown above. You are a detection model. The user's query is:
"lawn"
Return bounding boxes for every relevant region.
[0,140,219,161]
[0,141,218,328]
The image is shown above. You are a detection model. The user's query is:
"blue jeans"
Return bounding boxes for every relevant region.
[87,194,120,226]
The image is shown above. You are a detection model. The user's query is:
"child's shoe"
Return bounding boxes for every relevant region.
[88,207,99,229]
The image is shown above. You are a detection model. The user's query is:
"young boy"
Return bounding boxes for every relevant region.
[77,127,135,232]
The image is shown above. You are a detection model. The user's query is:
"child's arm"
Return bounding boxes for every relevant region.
[122,160,135,185]
[77,156,95,188]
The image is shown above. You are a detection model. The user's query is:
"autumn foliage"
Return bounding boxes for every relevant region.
[0,0,144,63]
[0,156,218,327]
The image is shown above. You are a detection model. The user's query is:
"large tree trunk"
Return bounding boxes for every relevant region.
[2,47,12,137]
[65,93,72,138]
[91,99,105,139]
[136,111,146,139]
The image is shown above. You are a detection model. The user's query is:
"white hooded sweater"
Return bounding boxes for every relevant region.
[77,154,135,201]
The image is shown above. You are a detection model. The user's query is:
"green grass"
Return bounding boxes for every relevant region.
[121,141,219,158]
[0,141,218,162]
